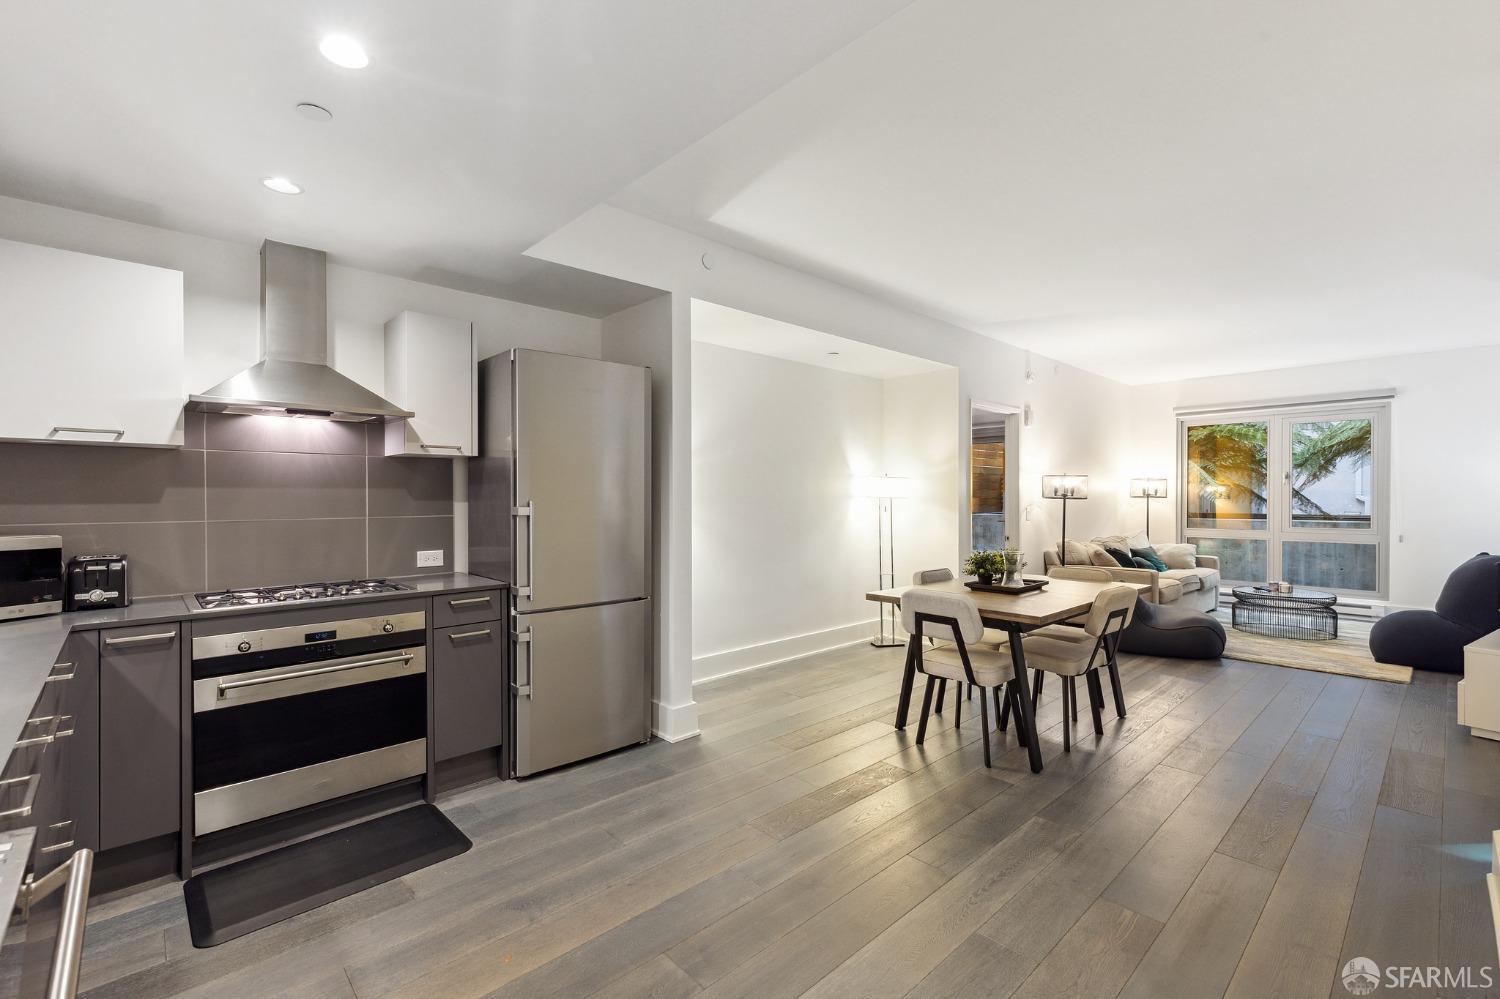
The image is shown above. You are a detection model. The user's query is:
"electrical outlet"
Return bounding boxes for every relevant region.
[416,549,444,568]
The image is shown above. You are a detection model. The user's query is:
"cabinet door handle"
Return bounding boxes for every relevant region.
[0,774,39,818]
[49,426,125,441]
[420,443,463,451]
[448,596,492,609]
[103,630,177,647]
[44,662,75,684]
[447,628,492,642]
[19,847,92,998]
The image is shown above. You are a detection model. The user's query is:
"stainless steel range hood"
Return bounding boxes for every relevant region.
[188,240,414,422]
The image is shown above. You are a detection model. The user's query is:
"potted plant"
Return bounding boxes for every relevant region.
[963,549,1006,585]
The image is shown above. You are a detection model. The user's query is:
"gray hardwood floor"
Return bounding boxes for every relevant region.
[77,645,1500,998]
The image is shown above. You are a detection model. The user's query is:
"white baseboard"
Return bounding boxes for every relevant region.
[652,699,700,743]
[693,619,878,685]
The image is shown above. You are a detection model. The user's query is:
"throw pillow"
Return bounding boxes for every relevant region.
[1087,544,1120,569]
[1156,543,1198,570]
[1131,546,1168,572]
[1059,540,1095,566]
[1103,546,1136,568]
[1128,530,1152,551]
[1131,556,1156,570]
[1092,535,1133,557]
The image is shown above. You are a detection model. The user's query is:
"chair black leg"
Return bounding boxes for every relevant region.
[1060,676,1071,752]
[1069,676,1079,722]
[954,685,963,731]
[1032,669,1044,707]
[1086,669,1105,736]
[994,686,1007,732]
[915,677,936,745]
[967,683,973,701]
[935,678,947,714]
[1107,655,1127,718]
[978,687,992,768]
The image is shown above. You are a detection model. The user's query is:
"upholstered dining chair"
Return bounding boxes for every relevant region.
[1018,584,1137,751]
[901,587,1025,768]
[1037,565,1116,719]
[910,568,1009,713]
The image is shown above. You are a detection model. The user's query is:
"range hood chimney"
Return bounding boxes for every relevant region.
[187,240,414,422]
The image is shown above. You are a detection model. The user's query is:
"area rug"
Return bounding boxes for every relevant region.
[1221,628,1411,684]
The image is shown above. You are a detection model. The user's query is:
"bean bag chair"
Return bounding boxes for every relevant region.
[1371,553,1500,674]
[1118,597,1226,660]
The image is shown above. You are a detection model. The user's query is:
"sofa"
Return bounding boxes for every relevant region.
[1370,552,1500,674]
[1042,532,1222,614]
[1049,565,1227,658]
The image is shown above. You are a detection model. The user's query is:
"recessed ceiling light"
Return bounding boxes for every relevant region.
[296,102,333,122]
[827,351,841,357]
[261,176,303,195]
[319,34,369,69]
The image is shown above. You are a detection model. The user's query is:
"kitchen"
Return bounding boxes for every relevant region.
[0,216,666,989]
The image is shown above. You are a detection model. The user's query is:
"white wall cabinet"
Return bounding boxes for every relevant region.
[383,310,476,457]
[0,238,185,447]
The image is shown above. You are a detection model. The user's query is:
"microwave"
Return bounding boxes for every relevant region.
[0,535,64,621]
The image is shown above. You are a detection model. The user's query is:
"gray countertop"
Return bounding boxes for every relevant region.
[0,573,506,755]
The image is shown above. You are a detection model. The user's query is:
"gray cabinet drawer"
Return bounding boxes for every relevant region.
[98,624,180,850]
[433,589,504,628]
[433,623,506,761]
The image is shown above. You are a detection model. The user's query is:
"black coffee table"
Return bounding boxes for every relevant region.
[1230,585,1339,641]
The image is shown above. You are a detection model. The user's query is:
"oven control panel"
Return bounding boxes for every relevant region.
[191,611,426,663]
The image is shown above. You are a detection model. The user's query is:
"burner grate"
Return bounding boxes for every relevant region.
[194,579,414,610]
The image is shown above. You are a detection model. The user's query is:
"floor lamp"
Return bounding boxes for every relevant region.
[1130,478,1167,538]
[856,474,912,647]
[1041,474,1089,565]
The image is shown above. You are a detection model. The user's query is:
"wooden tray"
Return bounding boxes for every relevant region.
[964,576,1048,595]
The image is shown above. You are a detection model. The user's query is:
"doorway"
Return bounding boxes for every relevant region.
[969,402,1020,551]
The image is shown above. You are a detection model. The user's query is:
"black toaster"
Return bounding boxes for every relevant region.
[67,554,130,610]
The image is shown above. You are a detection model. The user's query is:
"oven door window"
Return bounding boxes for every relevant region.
[193,673,425,791]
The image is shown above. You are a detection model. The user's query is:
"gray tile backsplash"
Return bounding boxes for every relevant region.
[0,413,453,597]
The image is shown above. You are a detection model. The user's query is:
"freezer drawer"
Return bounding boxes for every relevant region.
[513,600,650,777]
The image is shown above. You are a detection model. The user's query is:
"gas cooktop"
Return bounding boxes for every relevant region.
[192,579,415,611]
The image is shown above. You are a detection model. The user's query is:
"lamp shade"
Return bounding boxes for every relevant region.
[1130,477,1167,499]
[853,474,914,499]
[1041,474,1089,499]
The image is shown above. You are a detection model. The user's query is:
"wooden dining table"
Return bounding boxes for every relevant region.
[864,576,1150,773]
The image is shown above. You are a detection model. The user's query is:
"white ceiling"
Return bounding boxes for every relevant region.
[691,300,949,379]
[0,0,911,316]
[616,0,1500,383]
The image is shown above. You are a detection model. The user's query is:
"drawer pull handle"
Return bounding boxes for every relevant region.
[16,715,61,747]
[448,596,492,608]
[44,662,76,683]
[40,820,74,855]
[19,847,93,998]
[447,629,492,642]
[0,774,39,818]
[103,630,176,647]
[55,715,74,739]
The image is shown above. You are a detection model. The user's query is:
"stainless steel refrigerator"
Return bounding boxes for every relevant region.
[469,349,652,777]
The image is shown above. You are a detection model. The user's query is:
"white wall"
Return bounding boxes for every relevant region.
[533,206,1130,733]
[1125,343,1500,610]
[883,368,964,585]
[691,342,887,680]
[0,196,603,398]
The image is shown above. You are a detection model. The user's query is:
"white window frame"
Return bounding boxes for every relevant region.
[1175,399,1390,599]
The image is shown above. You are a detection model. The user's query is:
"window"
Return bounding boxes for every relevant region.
[1179,402,1388,597]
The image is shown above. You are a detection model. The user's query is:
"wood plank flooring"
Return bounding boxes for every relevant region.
[78,645,1500,998]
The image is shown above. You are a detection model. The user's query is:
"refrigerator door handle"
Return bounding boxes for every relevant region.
[512,628,533,697]
[512,503,534,599]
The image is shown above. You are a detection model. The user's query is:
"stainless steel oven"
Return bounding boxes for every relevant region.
[190,610,427,837]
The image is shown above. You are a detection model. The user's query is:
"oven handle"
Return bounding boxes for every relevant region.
[216,653,416,698]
